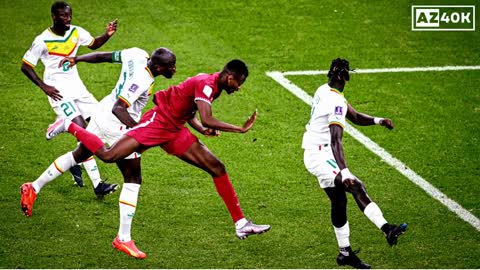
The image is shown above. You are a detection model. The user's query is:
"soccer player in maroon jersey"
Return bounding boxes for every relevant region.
[47,59,271,259]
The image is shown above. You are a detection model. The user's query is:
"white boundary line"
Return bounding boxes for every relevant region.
[282,65,480,76]
[266,66,480,231]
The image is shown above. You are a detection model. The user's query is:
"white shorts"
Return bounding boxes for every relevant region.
[86,116,141,160]
[51,95,99,120]
[303,144,340,188]
[47,80,98,120]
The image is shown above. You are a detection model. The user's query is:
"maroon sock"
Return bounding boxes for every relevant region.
[213,173,244,223]
[67,123,105,153]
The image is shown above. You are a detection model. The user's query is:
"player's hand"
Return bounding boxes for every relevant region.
[59,57,77,69]
[204,128,220,137]
[106,19,118,36]
[241,110,257,133]
[380,118,394,130]
[340,168,356,187]
[42,84,62,101]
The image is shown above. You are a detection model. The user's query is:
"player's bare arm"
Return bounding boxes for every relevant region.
[59,52,113,69]
[330,124,356,186]
[88,19,118,50]
[196,101,256,133]
[347,104,394,129]
[187,116,220,137]
[20,63,62,101]
[112,99,138,128]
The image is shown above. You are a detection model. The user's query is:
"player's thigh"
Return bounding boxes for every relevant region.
[91,117,142,160]
[303,148,340,188]
[180,141,225,176]
[106,135,142,161]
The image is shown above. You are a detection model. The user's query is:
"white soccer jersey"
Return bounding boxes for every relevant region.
[22,25,94,95]
[95,47,154,127]
[302,83,348,149]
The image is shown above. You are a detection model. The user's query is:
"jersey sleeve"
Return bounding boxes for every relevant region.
[327,96,347,129]
[22,37,46,68]
[194,82,215,105]
[76,26,95,47]
[117,80,150,107]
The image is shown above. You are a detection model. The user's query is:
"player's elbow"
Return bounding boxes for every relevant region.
[200,118,215,129]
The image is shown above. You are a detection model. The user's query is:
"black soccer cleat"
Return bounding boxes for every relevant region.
[70,165,84,187]
[336,248,371,269]
[94,181,119,198]
[384,223,407,246]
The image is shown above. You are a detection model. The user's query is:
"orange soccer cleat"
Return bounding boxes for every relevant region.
[20,182,37,217]
[112,236,146,259]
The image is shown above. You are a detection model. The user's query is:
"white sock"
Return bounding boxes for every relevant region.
[334,222,350,249]
[32,152,76,193]
[235,218,248,229]
[82,157,101,188]
[363,202,388,229]
[118,183,141,242]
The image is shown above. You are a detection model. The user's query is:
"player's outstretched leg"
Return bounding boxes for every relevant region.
[336,246,371,269]
[180,142,271,240]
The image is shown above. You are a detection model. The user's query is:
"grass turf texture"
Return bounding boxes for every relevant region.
[0,0,479,268]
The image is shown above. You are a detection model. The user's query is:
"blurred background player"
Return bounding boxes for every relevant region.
[46,59,271,259]
[20,47,176,225]
[302,58,407,269]
[21,1,118,191]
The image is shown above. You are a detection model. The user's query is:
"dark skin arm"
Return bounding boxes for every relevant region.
[188,116,220,137]
[112,99,138,128]
[59,52,113,68]
[87,19,118,50]
[347,103,394,129]
[196,100,256,133]
[330,124,356,186]
[21,63,63,101]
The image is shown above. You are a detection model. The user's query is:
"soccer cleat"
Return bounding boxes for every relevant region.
[46,118,67,140]
[94,181,119,198]
[70,165,84,187]
[235,220,271,239]
[112,236,146,259]
[336,248,371,269]
[385,223,407,246]
[20,183,37,217]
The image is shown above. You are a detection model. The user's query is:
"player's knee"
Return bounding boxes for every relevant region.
[98,151,117,163]
[210,160,226,177]
[348,179,365,195]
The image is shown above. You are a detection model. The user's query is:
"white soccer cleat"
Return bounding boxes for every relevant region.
[46,118,67,140]
[235,220,271,239]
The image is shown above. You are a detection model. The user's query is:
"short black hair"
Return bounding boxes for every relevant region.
[150,47,176,66]
[223,59,249,79]
[327,58,351,81]
[51,1,70,15]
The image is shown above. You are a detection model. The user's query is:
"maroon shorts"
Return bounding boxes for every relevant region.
[125,110,198,157]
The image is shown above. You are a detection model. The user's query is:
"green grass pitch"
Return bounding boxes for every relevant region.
[0,0,479,268]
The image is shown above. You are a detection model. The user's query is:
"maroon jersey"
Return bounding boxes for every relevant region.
[152,72,222,129]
